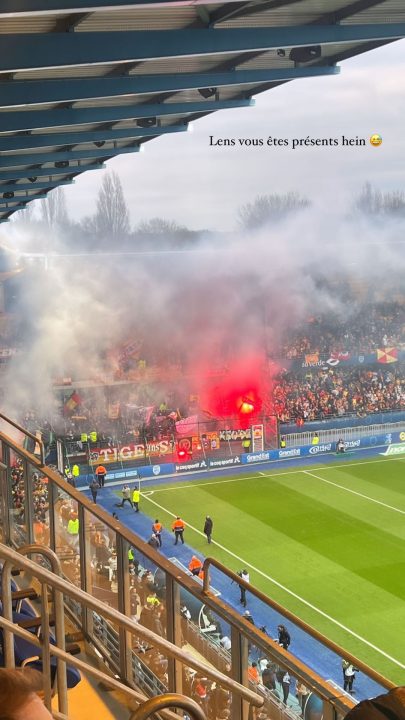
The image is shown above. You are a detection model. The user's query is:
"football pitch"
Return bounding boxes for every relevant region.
[141,455,405,684]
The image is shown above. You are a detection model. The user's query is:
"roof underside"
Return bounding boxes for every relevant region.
[0,0,404,222]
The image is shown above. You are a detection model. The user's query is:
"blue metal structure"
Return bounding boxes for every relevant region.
[0,0,404,223]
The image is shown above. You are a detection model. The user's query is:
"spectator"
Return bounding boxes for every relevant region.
[147,533,160,550]
[0,667,53,720]
[203,515,213,544]
[281,671,291,704]
[344,686,405,719]
[277,624,291,650]
[261,662,277,691]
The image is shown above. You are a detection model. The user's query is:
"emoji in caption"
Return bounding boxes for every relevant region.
[370,134,382,147]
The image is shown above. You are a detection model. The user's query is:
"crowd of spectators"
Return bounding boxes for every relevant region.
[10,458,50,545]
[281,302,404,359]
[272,366,404,423]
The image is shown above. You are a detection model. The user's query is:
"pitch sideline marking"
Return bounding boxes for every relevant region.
[142,493,405,670]
[146,455,402,495]
[303,470,405,515]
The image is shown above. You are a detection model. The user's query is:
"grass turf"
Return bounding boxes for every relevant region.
[141,455,405,684]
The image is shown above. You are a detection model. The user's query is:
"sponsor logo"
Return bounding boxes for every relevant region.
[326,358,339,366]
[209,456,241,468]
[383,444,405,456]
[309,444,332,454]
[175,460,208,472]
[152,465,161,476]
[344,439,360,448]
[358,355,364,363]
[400,432,405,442]
[278,448,301,458]
[384,434,392,445]
[246,452,271,463]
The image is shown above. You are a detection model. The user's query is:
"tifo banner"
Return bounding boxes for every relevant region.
[90,440,172,464]
[289,348,405,371]
[218,428,251,441]
[376,347,398,364]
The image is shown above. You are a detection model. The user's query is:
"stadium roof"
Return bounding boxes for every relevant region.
[0,0,404,223]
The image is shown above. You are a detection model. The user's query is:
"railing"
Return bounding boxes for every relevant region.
[284,421,404,448]
[0,412,393,720]
[0,544,261,720]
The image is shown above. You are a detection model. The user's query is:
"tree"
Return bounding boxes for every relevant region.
[87,171,130,242]
[134,217,196,249]
[238,192,310,230]
[136,218,189,235]
[354,182,405,217]
[40,187,68,230]
[11,202,36,224]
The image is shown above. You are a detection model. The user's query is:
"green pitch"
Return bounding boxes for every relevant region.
[141,455,405,684]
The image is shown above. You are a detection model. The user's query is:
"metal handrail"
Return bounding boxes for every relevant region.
[0,424,385,717]
[130,693,207,720]
[202,557,395,692]
[0,411,45,466]
[0,543,263,709]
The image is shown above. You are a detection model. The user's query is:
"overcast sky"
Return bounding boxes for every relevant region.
[62,39,405,231]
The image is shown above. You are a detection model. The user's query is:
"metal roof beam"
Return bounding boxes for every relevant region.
[0,1,221,13]
[0,99,253,133]
[1,26,405,72]
[0,180,74,193]
[0,144,140,169]
[0,194,47,207]
[0,123,187,151]
[0,163,105,181]
[0,66,338,108]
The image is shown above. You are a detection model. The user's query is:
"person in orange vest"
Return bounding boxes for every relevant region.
[188,555,203,576]
[172,516,185,545]
[95,465,107,487]
[152,519,163,547]
[248,662,260,685]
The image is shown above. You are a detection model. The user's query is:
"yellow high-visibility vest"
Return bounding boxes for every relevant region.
[67,518,79,535]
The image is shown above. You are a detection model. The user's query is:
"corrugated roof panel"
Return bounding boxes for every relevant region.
[73,94,156,109]
[343,0,405,23]
[238,52,295,70]
[76,7,198,31]
[0,102,59,114]
[11,64,117,81]
[131,56,232,75]
[0,16,59,33]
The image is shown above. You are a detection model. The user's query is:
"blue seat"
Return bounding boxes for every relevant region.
[0,610,81,689]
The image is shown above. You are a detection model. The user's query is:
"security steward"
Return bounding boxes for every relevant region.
[188,555,203,576]
[132,486,140,512]
[172,516,186,545]
[280,435,286,449]
[152,519,163,547]
[95,465,107,487]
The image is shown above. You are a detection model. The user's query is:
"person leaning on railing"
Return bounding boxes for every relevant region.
[0,667,53,720]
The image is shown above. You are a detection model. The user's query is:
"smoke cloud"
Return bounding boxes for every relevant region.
[1,201,404,424]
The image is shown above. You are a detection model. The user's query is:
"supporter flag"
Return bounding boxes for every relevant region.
[377,348,398,364]
[64,391,81,414]
[330,351,350,361]
[305,353,319,365]
[108,401,120,419]
[176,415,198,436]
